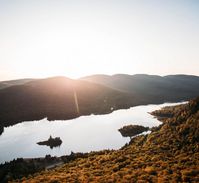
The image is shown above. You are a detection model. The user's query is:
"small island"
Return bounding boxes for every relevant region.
[37,135,62,149]
[118,124,149,138]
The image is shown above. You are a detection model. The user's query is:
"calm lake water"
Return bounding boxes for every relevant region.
[0,102,183,164]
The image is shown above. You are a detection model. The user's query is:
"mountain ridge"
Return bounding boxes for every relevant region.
[0,76,136,132]
[81,74,199,102]
[0,74,198,135]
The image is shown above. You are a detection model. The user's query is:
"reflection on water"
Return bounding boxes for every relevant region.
[0,102,183,163]
[0,126,3,136]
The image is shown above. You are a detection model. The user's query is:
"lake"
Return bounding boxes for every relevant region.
[0,102,183,164]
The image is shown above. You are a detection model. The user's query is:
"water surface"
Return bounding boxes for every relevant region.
[0,102,183,163]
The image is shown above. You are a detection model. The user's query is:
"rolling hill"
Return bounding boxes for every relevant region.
[0,76,136,129]
[0,74,199,134]
[0,79,35,90]
[81,74,199,102]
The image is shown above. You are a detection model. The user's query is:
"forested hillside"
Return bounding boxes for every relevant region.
[8,97,199,183]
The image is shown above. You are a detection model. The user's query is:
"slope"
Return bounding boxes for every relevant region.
[0,76,136,128]
[12,97,199,183]
[82,74,199,102]
[0,79,35,90]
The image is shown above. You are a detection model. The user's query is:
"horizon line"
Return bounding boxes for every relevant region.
[1,73,199,82]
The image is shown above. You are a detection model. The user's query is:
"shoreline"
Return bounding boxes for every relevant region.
[0,99,185,136]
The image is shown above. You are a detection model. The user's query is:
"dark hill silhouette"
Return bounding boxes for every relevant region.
[0,78,35,90]
[81,74,199,102]
[0,77,136,128]
[0,74,199,132]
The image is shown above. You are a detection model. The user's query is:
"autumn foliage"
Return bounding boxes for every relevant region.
[10,98,199,183]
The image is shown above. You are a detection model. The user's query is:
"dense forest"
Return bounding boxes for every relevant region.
[1,97,198,182]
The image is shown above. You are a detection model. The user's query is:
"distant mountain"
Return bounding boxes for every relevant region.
[0,77,136,128]
[0,78,35,90]
[0,74,199,131]
[81,74,199,102]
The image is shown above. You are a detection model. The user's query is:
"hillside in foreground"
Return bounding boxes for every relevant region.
[9,97,199,183]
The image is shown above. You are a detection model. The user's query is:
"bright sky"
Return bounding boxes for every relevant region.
[0,0,199,81]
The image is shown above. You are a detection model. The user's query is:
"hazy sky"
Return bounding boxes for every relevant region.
[0,0,199,80]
